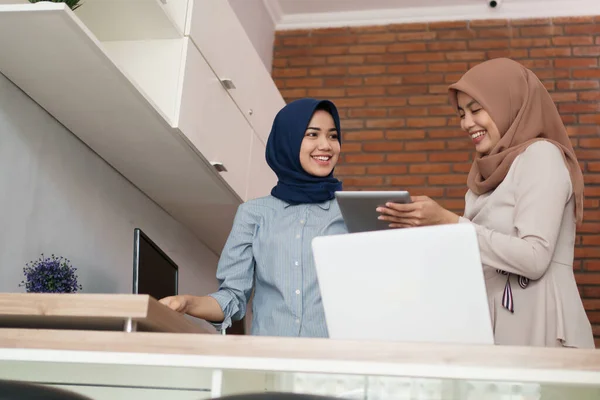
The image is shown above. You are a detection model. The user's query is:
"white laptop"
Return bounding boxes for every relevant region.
[311,223,494,345]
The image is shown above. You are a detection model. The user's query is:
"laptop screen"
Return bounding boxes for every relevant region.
[132,228,178,300]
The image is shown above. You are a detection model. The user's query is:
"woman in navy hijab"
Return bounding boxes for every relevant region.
[161,98,348,337]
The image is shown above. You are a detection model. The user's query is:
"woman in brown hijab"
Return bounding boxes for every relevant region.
[377,58,594,348]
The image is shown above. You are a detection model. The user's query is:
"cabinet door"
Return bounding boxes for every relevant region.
[178,39,251,200]
[246,132,277,201]
[188,0,285,143]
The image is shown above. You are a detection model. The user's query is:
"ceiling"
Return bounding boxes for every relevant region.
[263,0,600,30]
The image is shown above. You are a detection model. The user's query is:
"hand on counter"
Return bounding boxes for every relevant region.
[159,295,225,323]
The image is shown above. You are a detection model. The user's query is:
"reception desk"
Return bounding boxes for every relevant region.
[0,294,599,399]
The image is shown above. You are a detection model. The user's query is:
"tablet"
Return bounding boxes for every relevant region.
[335,191,411,233]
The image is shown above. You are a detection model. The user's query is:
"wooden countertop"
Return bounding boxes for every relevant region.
[0,293,210,334]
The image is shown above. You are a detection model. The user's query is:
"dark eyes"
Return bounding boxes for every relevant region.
[305,132,338,139]
[458,109,482,119]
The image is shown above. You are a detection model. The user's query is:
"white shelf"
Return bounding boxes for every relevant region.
[0,3,241,253]
[74,0,188,41]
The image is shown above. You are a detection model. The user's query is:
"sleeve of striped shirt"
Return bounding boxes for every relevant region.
[207,204,256,330]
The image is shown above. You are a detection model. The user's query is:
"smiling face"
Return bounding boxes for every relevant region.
[457,91,501,156]
[299,109,341,177]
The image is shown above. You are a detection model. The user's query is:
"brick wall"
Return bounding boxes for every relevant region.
[272,16,600,345]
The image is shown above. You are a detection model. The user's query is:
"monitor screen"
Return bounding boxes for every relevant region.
[132,228,178,300]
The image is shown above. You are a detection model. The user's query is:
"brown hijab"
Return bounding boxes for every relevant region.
[448,58,584,225]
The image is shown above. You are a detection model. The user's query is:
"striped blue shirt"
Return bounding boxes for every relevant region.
[208,195,348,337]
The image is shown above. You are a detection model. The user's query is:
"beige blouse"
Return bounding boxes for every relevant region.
[459,141,594,348]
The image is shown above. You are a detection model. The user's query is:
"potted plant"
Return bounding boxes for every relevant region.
[28,0,83,11]
[20,254,82,293]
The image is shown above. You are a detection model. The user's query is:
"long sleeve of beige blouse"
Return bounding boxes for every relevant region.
[458,141,574,281]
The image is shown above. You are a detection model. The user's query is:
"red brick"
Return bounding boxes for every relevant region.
[288,57,327,66]
[573,46,600,57]
[552,36,595,46]
[428,175,467,185]
[579,115,600,124]
[469,19,509,28]
[389,107,428,117]
[342,176,384,187]
[406,53,446,62]
[387,64,428,74]
[363,142,404,152]
[396,32,437,41]
[487,49,529,59]
[347,108,388,118]
[366,97,408,107]
[476,28,513,38]
[386,153,427,163]
[519,26,563,36]
[589,162,600,172]
[555,58,598,68]
[453,163,473,173]
[363,76,403,86]
[347,86,386,97]
[388,176,427,186]
[559,103,600,113]
[367,165,409,175]
[439,30,477,40]
[409,164,451,174]
[385,130,426,140]
[552,16,595,24]
[530,48,572,58]
[564,25,600,35]
[279,89,306,98]
[405,140,446,150]
[429,106,456,116]
[344,130,384,141]
[403,74,445,84]
[327,55,366,64]
[468,39,510,50]
[580,139,600,148]
[348,45,387,54]
[427,42,467,51]
[272,67,307,78]
[430,21,469,30]
[408,95,448,105]
[310,46,350,56]
[510,38,551,48]
[445,51,486,61]
[407,117,448,128]
[428,62,469,72]
[307,88,346,98]
[387,85,429,95]
[579,91,600,101]
[323,78,362,87]
[344,154,384,164]
[550,92,578,103]
[389,23,429,32]
[309,66,347,76]
[429,152,471,162]
[557,80,599,90]
[357,33,397,44]
[387,43,427,53]
[366,119,406,128]
[334,165,366,175]
[365,54,407,64]
[348,65,387,75]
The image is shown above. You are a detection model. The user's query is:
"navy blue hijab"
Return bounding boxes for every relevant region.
[266,98,343,205]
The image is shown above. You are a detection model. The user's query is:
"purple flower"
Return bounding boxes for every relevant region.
[20,254,82,293]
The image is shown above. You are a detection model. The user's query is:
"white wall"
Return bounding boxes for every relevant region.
[228,0,275,72]
[0,73,219,324]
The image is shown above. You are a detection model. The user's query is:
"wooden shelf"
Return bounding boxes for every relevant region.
[0,3,241,253]
[0,293,211,333]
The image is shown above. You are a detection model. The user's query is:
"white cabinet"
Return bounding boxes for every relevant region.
[0,1,284,253]
[189,0,285,142]
[179,39,252,199]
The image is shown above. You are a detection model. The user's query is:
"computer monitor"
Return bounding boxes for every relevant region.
[132,228,178,300]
